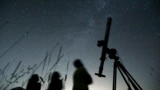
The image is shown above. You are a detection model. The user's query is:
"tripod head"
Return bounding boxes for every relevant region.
[95,47,119,77]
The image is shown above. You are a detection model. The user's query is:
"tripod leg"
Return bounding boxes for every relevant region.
[113,61,117,90]
[117,65,132,90]
[118,61,142,90]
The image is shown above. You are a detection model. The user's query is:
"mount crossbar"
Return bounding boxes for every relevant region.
[95,17,143,90]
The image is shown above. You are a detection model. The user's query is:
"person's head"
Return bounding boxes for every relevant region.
[30,74,39,82]
[51,71,60,80]
[73,59,83,68]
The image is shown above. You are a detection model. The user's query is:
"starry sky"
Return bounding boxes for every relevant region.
[0,0,160,90]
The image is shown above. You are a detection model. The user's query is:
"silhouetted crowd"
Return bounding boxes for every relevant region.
[25,59,92,90]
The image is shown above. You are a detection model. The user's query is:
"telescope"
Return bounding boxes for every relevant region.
[95,17,143,90]
[95,17,112,77]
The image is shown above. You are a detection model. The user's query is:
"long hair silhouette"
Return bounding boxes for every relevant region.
[26,74,41,90]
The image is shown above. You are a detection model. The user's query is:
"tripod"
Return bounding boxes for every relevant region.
[95,17,143,90]
[110,49,142,90]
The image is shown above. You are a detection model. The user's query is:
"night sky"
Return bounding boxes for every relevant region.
[0,0,160,90]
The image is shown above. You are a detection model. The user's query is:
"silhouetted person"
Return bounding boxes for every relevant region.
[73,59,92,90]
[26,74,41,90]
[48,71,63,90]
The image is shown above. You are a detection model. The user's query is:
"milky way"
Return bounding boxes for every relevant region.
[0,0,160,90]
